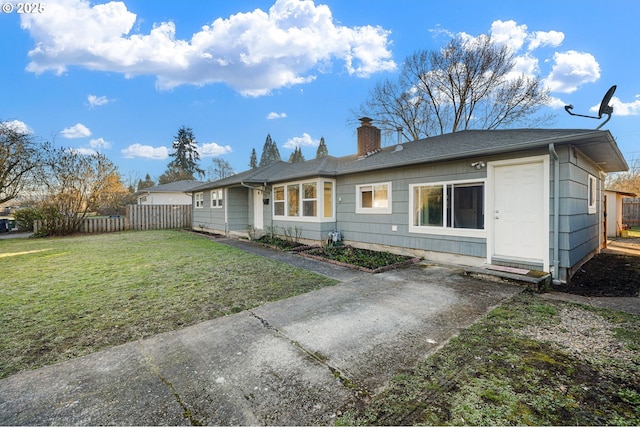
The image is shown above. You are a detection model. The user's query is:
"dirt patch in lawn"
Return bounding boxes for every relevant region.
[554,238,640,297]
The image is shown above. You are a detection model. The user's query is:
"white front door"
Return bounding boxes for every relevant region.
[490,157,548,268]
[253,189,264,230]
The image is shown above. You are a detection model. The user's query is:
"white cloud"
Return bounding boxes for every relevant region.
[20,0,396,96]
[198,142,232,157]
[89,137,111,149]
[527,30,564,51]
[61,123,91,138]
[121,143,169,160]
[73,147,97,156]
[544,50,600,93]
[457,21,600,96]
[0,120,33,134]
[87,94,111,107]
[267,112,287,119]
[283,132,318,149]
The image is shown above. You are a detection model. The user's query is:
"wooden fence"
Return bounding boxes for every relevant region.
[623,198,640,227]
[34,204,192,234]
[127,204,192,231]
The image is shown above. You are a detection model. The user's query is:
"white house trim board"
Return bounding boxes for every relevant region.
[486,155,550,271]
[253,189,264,230]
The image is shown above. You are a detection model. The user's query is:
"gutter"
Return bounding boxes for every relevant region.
[549,143,561,284]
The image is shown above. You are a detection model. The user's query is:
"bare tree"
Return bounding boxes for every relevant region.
[0,123,42,204]
[607,158,640,196]
[208,158,235,181]
[37,145,123,235]
[355,34,551,141]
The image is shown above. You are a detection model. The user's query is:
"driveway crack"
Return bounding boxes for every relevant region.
[249,312,370,401]
[138,342,203,426]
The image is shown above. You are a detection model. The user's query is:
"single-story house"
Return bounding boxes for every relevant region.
[135,180,203,205]
[188,118,628,283]
[604,189,636,237]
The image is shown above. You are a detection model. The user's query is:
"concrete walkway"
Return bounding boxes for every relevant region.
[0,240,523,425]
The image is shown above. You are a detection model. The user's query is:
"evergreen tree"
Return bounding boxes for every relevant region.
[249,148,258,169]
[288,146,305,163]
[137,173,155,191]
[316,137,328,158]
[162,126,204,181]
[259,134,281,167]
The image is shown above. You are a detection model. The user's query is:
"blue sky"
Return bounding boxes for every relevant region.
[1,0,639,183]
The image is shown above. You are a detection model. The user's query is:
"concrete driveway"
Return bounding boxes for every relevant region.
[0,246,522,425]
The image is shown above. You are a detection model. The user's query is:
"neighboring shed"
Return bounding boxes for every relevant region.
[135,180,203,205]
[604,190,636,237]
[189,119,628,283]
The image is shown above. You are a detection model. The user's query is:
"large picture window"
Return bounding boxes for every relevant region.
[356,182,392,214]
[273,179,335,221]
[410,181,484,233]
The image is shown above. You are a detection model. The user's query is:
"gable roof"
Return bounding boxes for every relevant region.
[192,128,628,191]
[136,180,204,194]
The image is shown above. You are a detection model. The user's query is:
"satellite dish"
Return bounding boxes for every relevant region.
[597,85,616,118]
[565,85,616,130]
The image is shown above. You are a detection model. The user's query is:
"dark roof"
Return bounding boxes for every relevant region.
[136,180,204,194]
[192,128,628,191]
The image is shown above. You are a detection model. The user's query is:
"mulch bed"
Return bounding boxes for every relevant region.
[554,238,640,297]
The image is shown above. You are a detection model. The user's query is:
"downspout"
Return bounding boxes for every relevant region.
[549,143,561,283]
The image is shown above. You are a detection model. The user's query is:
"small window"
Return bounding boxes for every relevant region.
[274,186,285,216]
[323,182,333,218]
[195,192,204,208]
[302,182,317,217]
[588,174,597,214]
[288,184,300,216]
[211,189,223,208]
[356,182,392,214]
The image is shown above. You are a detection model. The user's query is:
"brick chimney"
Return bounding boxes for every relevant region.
[357,117,381,156]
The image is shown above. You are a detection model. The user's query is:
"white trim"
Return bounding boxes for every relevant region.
[587,174,597,214]
[194,192,204,209]
[486,154,550,271]
[355,181,392,214]
[408,178,487,238]
[272,178,336,223]
[210,189,223,209]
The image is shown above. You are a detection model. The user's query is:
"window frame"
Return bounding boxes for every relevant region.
[587,174,597,214]
[210,189,223,208]
[194,192,204,209]
[355,181,392,214]
[409,179,486,238]
[272,178,335,222]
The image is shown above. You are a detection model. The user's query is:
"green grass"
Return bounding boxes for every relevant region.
[338,293,640,426]
[0,230,337,379]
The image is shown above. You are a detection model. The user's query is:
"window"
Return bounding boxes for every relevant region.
[356,182,392,214]
[287,184,300,216]
[211,189,223,208]
[588,174,597,214]
[410,181,484,233]
[273,179,335,221]
[323,182,333,218]
[195,192,204,208]
[274,186,285,216]
[302,183,317,217]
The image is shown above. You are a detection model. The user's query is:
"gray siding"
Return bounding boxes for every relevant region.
[336,158,489,258]
[555,146,601,280]
[227,187,249,231]
[192,190,226,233]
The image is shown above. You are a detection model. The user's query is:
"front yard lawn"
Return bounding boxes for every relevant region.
[0,230,337,379]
